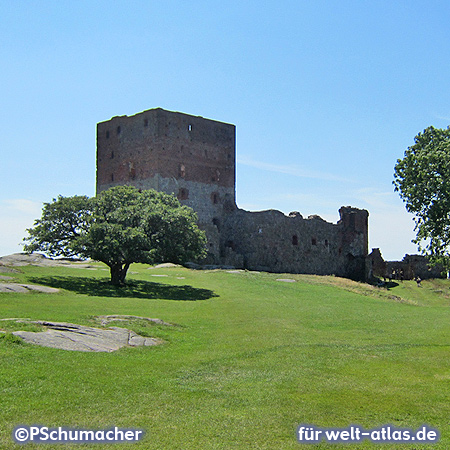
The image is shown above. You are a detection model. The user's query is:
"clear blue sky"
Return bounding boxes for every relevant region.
[2,0,450,260]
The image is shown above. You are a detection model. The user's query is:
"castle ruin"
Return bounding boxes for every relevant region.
[96,108,369,280]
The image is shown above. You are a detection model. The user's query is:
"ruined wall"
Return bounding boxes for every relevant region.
[367,249,445,280]
[96,108,369,279]
[220,207,368,279]
[367,248,386,278]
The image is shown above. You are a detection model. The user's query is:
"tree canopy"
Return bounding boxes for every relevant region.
[24,186,207,284]
[393,125,450,269]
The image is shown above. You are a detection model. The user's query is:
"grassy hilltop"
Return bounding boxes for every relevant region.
[1,261,449,449]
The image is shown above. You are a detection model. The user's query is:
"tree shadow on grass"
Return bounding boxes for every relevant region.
[372,278,399,290]
[385,281,400,290]
[28,276,218,301]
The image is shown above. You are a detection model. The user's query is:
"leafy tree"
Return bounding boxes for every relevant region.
[393,125,450,270]
[24,186,207,285]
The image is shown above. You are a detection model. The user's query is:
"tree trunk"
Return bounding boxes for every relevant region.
[109,262,130,285]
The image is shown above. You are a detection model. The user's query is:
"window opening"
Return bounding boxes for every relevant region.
[225,240,235,250]
[292,235,298,246]
[211,193,219,204]
[212,218,220,230]
[128,162,136,180]
[178,188,189,200]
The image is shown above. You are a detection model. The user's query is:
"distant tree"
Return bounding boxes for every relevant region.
[24,186,207,285]
[393,125,450,270]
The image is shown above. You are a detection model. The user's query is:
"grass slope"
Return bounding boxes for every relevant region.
[0,263,449,449]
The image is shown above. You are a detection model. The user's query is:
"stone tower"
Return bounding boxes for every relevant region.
[96,108,236,261]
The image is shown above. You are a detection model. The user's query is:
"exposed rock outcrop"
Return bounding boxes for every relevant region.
[7,320,163,352]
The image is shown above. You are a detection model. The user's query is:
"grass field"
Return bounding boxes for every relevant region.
[0,261,449,449]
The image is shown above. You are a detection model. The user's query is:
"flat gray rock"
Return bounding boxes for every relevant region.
[0,253,94,268]
[149,263,180,269]
[0,266,20,273]
[0,253,54,266]
[0,275,16,281]
[95,315,173,327]
[12,321,161,352]
[0,283,59,293]
[0,284,31,293]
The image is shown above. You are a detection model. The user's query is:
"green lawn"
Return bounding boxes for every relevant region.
[0,263,449,449]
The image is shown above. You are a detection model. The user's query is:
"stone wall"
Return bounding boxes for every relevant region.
[96,108,369,279]
[97,108,235,192]
[220,207,368,279]
[368,248,445,280]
